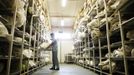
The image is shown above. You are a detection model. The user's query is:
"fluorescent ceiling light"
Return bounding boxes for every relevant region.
[62,0,67,7]
[61,20,64,26]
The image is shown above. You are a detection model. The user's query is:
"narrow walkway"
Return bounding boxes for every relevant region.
[32,64,98,75]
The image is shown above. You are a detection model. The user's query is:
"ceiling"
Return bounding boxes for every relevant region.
[47,0,85,30]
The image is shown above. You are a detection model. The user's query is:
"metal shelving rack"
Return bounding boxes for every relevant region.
[0,0,51,75]
[73,0,134,75]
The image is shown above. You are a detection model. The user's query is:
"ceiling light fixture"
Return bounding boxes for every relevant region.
[62,0,67,7]
[61,20,64,26]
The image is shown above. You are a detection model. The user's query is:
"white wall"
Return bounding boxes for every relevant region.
[58,39,73,63]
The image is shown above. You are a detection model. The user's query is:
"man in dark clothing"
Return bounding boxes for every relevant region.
[49,33,59,70]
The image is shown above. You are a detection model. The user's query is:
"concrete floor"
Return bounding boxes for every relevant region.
[32,64,98,75]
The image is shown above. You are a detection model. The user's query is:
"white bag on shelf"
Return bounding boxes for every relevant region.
[100,17,113,25]
[127,30,134,40]
[87,19,99,30]
[23,49,33,58]
[101,61,116,72]
[120,45,133,56]
[0,22,9,35]
[14,37,27,43]
[110,22,119,31]
[29,60,36,67]
[91,28,101,40]
[113,49,124,58]
[94,10,105,18]
[45,57,50,63]
[99,59,115,72]
[16,8,26,27]
[79,60,84,64]
[38,40,52,49]
[77,32,86,40]
[89,60,94,66]
[110,0,121,9]
[131,49,134,57]
[11,0,26,27]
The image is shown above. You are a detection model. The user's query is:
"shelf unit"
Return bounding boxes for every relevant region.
[0,0,51,75]
[73,0,134,75]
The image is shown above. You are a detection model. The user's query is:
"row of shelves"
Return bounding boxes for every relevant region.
[73,0,134,75]
[0,0,51,75]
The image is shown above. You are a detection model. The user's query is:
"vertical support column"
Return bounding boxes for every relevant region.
[84,36,87,67]
[36,22,40,68]
[33,31,37,69]
[103,0,112,74]
[92,40,95,72]
[7,0,17,75]
[96,1,102,74]
[98,39,102,75]
[88,34,91,69]
[118,11,128,75]
[20,1,29,74]
[26,16,33,75]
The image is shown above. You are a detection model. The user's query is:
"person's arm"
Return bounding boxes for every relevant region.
[46,39,55,49]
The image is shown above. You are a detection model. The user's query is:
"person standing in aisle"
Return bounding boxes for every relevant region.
[48,33,59,70]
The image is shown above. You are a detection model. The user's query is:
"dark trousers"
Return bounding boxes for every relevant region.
[52,51,59,68]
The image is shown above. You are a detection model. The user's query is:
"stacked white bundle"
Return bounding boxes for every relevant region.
[98,59,116,72]
[102,61,116,72]
[89,60,94,66]
[12,0,27,27]
[0,22,9,35]
[110,0,126,9]
[77,32,86,40]
[39,51,50,63]
[76,26,87,40]
[79,60,84,64]
[112,49,124,58]
[127,30,134,40]
[105,53,114,58]
[131,49,134,57]
[87,0,96,6]
[94,10,105,18]
[14,37,27,44]
[110,22,119,31]
[29,60,36,67]
[105,45,132,58]
[76,55,81,59]
[74,40,82,47]
[120,45,133,56]
[91,28,101,40]
[23,49,33,58]
[44,57,50,63]
[87,19,99,29]
[85,59,90,65]
[38,40,52,49]
[100,17,113,25]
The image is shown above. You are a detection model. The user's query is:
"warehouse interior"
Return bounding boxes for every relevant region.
[0,0,134,75]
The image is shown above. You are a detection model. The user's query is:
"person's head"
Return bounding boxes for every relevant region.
[50,33,55,39]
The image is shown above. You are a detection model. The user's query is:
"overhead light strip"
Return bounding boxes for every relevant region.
[62,0,67,7]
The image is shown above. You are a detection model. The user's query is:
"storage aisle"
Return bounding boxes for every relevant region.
[32,64,98,75]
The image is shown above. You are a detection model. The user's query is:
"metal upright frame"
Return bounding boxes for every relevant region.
[103,0,112,74]
[20,1,29,74]
[7,0,17,75]
[118,11,128,75]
